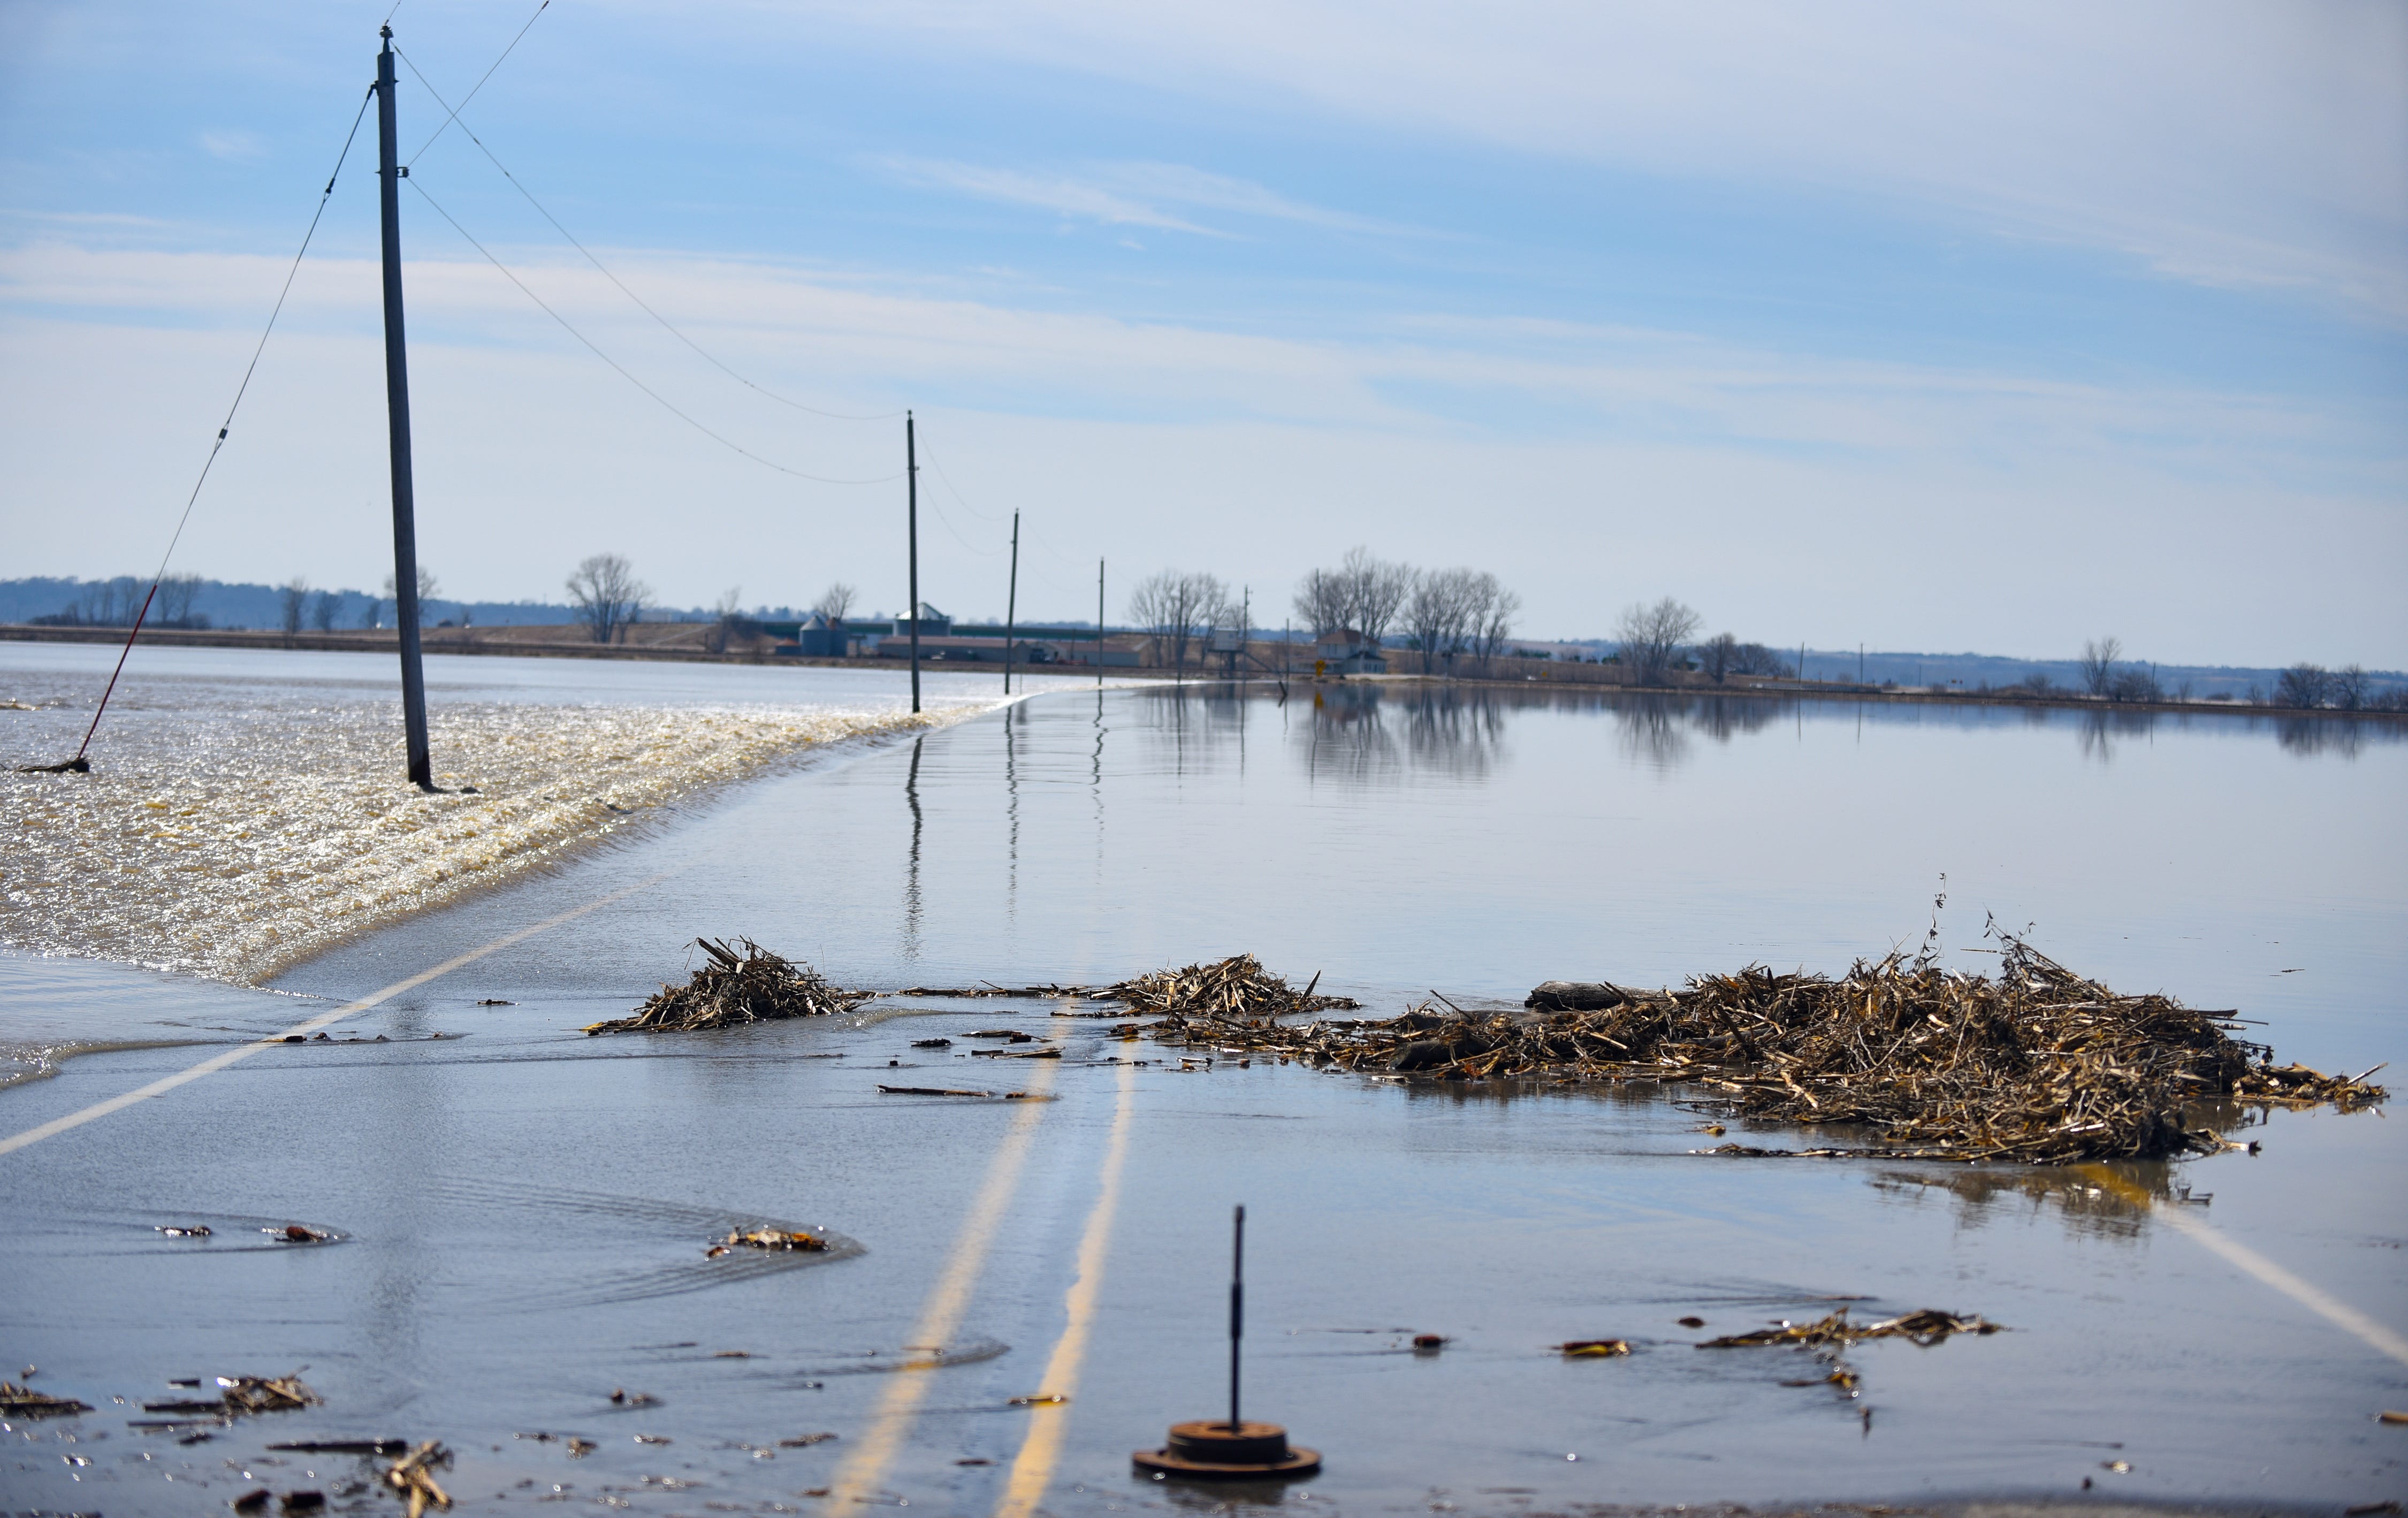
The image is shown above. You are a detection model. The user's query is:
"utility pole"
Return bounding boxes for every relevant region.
[1860,643,1865,685]
[906,411,920,714]
[377,26,432,791]
[1002,509,1019,696]
[1096,557,1106,688]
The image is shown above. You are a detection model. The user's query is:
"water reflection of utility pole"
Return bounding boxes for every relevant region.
[1091,685,1107,890]
[1004,702,1019,927]
[902,735,925,962]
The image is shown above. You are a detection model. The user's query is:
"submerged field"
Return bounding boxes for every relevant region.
[0,663,2402,1513]
[0,645,1042,982]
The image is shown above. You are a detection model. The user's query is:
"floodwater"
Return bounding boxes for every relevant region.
[2,668,2404,1515]
[0,641,1099,993]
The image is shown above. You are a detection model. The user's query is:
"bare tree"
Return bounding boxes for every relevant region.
[309,589,340,631]
[2108,667,2161,703]
[1293,547,1411,646]
[566,553,651,645]
[704,586,761,655]
[2276,663,2332,709]
[2077,636,2122,697]
[1404,567,1487,673]
[1129,569,1228,669]
[1467,577,1520,674]
[1728,642,1792,677]
[1291,567,1347,637]
[156,573,204,628]
[1343,546,1411,649]
[2333,665,2369,711]
[813,582,858,622]
[279,576,310,635]
[384,565,440,603]
[1698,631,1740,684]
[1616,597,1703,685]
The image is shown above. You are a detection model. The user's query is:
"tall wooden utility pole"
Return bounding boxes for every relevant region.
[1002,510,1019,696]
[377,26,433,790]
[905,411,920,713]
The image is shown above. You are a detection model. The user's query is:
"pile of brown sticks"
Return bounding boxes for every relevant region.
[585,938,868,1036]
[1104,953,1359,1022]
[1140,941,2385,1162]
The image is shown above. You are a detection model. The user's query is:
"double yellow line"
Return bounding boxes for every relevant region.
[826,1058,1139,1513]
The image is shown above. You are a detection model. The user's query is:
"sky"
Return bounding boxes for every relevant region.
[1,0,2403,665]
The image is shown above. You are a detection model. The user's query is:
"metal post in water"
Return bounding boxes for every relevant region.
[1003,510,1019,696]
[906,412,921,714]
[1096,557,1106,688]
[377,27,433,790]
[1229,1203,1245,1432]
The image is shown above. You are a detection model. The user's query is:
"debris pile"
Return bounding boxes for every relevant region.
[1139,939,2386,1162]
[383,1440,452,1518]
[1696,1308,1999,1350]
[1106,954,1359,1023]
[0,1382,91,1416]
[710,1227,827,1256]
[220,1375,323,1415]
[145,1374,321,1418]
[586,938,868,1036]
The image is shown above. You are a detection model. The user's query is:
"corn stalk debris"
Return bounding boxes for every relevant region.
[585,938,868,1035]
[1134,940,2384,1162]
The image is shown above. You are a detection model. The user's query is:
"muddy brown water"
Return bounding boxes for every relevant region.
[2,665,2404,1514]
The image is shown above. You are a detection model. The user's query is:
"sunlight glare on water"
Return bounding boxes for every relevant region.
[0,643,1065,982]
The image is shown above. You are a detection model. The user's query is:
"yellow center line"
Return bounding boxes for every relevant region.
[1,871,675,1158]
[2077,1164,2408,1368]
[826,1057,1061,1507]
[994,1057,1138,1518]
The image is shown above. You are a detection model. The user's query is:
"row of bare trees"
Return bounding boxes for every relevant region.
[1611,600,1790,685]
[2274,662,2396,711]
[1292,547,1521,672]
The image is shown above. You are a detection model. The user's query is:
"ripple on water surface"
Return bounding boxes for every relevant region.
[2,647,987,983]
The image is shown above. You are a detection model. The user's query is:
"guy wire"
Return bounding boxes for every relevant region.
[65,83,378,767]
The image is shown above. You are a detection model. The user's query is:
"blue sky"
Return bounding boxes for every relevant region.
[3,1,2403,664]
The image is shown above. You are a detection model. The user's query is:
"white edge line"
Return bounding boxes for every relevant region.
[0,871,670,1158]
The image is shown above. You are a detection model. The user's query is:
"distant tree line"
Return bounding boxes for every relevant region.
[2072,635,2403,712]
[1293,547,1521,673]
[31,574,210,629]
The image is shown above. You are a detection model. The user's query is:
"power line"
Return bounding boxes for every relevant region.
[921,452,1008,521]
[407,177,903,486]
[61,85,379,768]
[405,1,548,166]
[394,46,902,424]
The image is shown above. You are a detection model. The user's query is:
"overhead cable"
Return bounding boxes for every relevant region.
[64,85,378,767]
[405,1,550,167]
[395,45,903,424]
[407,177,902,486]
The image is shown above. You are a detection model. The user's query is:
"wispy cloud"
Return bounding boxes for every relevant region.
[878,156,1226,235]
[198,129,264,162]
[877,156,1416,240]
[818,1,2408,322]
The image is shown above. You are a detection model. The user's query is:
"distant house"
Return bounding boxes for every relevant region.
[1314,628,1388,675]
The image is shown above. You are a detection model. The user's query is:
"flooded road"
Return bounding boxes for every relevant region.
[3,678,2403,1513]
